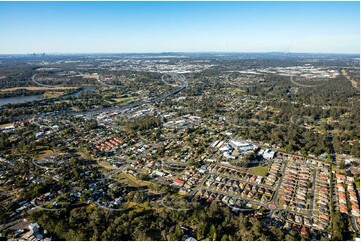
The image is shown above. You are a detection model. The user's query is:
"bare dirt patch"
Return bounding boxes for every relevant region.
[341,69,359,90]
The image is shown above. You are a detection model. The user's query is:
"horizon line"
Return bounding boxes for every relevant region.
[0,51,360,56]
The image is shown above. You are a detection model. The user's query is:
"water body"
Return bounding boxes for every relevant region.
[0,86,97,107]
[63,86,96,98]
[0,95,43,107]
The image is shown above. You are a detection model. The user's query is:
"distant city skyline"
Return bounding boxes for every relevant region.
[0,1,359,54]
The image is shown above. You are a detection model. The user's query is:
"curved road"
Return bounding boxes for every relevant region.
[32,74,58,88]
[289,75,323,88]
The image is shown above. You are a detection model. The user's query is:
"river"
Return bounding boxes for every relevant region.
[0,95,43,107]
[0,86,97,107]
[62,86,96,98]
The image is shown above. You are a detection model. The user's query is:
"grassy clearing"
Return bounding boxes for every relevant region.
[8,137,17,142]
[78,148,93,160]
[226,87,245,93]
[71,107,82,112]
[247,165,269,177]
[98,161,117,170]
[127,201,152,210]
[112,96,137,103]
[113,171,157,188]
[36,149,54,160]
[43,91,65,98]
[55,100,71,104]
[34,145,49,150]
[80,74,98,79]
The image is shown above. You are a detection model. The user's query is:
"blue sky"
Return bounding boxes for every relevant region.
[0,1,359,54]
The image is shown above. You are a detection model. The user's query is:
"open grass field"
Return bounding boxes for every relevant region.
[247,165,269,177]
[55,100,71,104]
[36,149,54,160]
[80,74,98,79]
[126,201,152,211]
[97,161,117,171]
[8,137,17,142]
[113,171,158,189]
[226,87,245,93]
[112,96,138,103]
[70,107,82,112]
[78,148,93,160]
[43,91,65,98]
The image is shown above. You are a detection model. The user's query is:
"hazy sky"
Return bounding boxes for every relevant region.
[0,1,359,54]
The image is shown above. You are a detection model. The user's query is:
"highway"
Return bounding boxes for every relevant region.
[24,73,188,120]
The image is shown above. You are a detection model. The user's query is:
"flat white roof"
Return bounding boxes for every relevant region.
[230,140,251,147]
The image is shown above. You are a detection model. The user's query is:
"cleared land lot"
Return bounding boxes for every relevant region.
[36,149,54,160]
[113,171,158,189]
[341,69,359,90]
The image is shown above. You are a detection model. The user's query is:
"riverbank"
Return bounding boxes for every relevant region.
[0,86,97,107]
